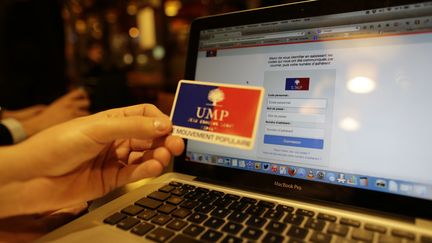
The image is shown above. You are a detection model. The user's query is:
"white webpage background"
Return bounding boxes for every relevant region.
[190,34,432,185]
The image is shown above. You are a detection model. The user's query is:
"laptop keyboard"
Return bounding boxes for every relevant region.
[103,181,431,243]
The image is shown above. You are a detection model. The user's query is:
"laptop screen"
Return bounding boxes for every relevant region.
[184,1,432,201]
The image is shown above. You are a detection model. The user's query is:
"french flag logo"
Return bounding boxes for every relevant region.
[285,78,310,91]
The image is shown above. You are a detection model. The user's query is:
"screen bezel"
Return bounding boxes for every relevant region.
[174,0,432,220]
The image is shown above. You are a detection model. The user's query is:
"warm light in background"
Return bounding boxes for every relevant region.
[129,27,140,38]
[347,76,376,94]
[137,54,149,65]
[165,0,182,17]
[127,4,138,15]
[75,19,87,34]
[138,7,156,49]
[153,45,166,60]
[339,117,360,131]
[123,53,133,64]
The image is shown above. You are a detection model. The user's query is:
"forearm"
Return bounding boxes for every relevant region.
[0,145,36,184]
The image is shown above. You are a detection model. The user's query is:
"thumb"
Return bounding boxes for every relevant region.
[85,116,172,143]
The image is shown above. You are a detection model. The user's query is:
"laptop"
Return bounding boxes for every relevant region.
[37,0,432,242]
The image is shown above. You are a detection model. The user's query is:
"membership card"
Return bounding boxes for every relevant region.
[170,80,264,150]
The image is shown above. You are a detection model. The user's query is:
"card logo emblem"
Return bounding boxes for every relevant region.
[171,80,264,150]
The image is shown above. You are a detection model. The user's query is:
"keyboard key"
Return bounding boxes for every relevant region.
[222,221,243,234]
[263,232,285,243]
[151,214,172,225]
[351,228,374,242]
[187,212,208,224]
[135,197,162,209]
[211,207,232,218]
[204,217,225,229]
[391,229,415,240]
[266,221,287,233]
[195,204,215,214]
[201,229,223,242]
[166,196,184,205]
[317,213,337,222]
[264,209,284,221]
[310,232,332,243]
[184,191,204,200]
[182,184,196,190]
[284,213,305,225]
[200,194,218,204]
[167,219,188,231]
[103,212,127,225]
[228,211,248,223]
[304,218,326,231]
[229,201,249,211]
[121,205,143,216]
[258,200,275,208]
[246,216,267,228]
[422,235,432,243]
[146,228,174,242]
[378,234,402,243]
[209,190,225,197]
[172,208,192,219]
[137,208,157,220]
[157,203,177,214]
[340,217,361,227]
[241,197,258,204]
[159,185,175,193]
[171,234,202,243]
[221,235,243,243]
[246,205,267,216]
[171,187,188,196]
[241,227,263,240]
[196,187,210,193]
[131,222,155,236]
[224,193,240,201]
[295,208,315,217]
[117,217,140,230]
[276,204,294,212]
[183,224,205,237]
[327,223,349,236]
[364,223,387,233]
[214,198,233,207]
[148,191,170,201]
[180,199,199,209]
[169,181,182,187]
[287,226,309,239]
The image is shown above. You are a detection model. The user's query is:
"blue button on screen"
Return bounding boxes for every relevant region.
[264,135,324,149]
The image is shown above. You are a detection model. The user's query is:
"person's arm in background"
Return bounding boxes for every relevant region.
[0,88,90,145]
[0,104,184,218]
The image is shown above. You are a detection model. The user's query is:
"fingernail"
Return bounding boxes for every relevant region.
[154,119,170,131]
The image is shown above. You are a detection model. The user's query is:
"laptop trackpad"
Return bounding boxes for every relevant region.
[46,225,143,243]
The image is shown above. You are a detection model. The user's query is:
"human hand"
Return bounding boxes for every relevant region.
[21,88,90,136]
[0,104,184,218]
[2,105,47,121]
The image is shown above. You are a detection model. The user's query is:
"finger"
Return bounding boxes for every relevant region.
[86,116,172,143]
[72,98,91,109]
[63,88,88,100]
[117,159,165,186]
[127,151,145,164]
[99,104,167,118]
[130,138,155,151]
[74,110,90,117]
[29,105,47,114]
[165,135,185,156]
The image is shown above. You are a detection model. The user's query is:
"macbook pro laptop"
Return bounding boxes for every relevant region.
[38,0,432,242]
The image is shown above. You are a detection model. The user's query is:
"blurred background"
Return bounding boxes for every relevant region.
[0,0,298,114]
